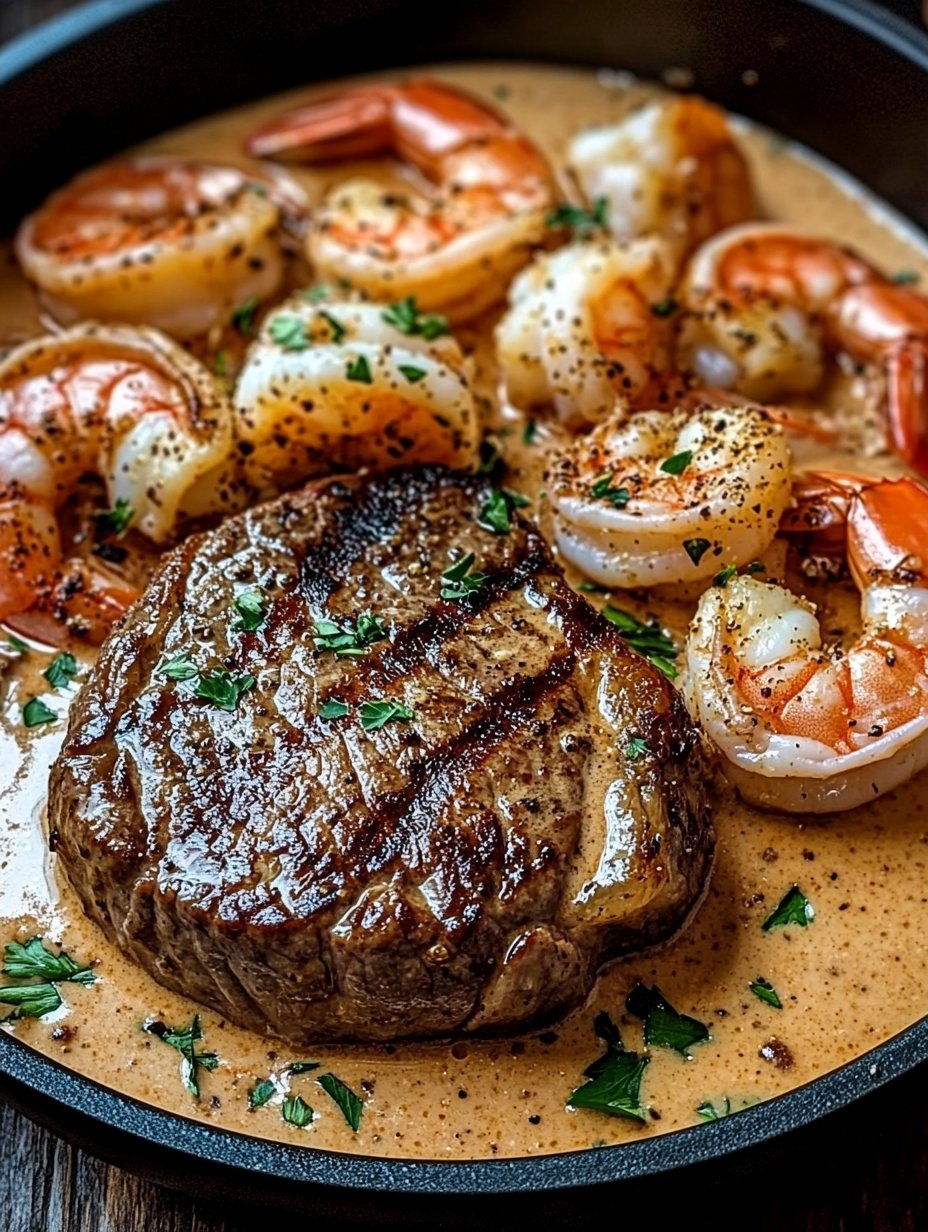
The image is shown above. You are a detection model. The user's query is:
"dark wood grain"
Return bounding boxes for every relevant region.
[1,1,927,1228]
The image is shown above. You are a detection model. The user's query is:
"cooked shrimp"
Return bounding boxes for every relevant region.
[567,96,755,265]
[678,223,928,472]
[15,158,295,338]
[550,405,792,589]
[245,78,556,322]
[683,473,928,812]
[234,294,478,488]
[0,323,233,644]
[495,237,675,428]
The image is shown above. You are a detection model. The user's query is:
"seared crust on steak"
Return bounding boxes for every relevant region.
[49,467,713,1043]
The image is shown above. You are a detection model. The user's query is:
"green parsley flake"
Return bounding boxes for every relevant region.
[522,418,538,446]
[248,1078,276,1110]
[158,653,198,681]
[318,699,349,721]
[684,538,711,566]
[578,581,611,594]
[399,364,427,383]
[381,296,450,340]
[43,652,79,691]
[214,350,229,379]
[650,298,679,318]
[232,588,267,633]
[602,607,679,680]
[94,497,134,537]
[697,1098,732,1122]
[749,977,783,1009]
[303,284,331,302]
[660,450,693,476]
[892,270,920,285]
[194,668,256,712]
[714,563,738,587]
[282,1095,314,1128]
[0,982,62,1021]
[312,613,387,658]
[3,937,94,986]
[231,295,259,336]
[22,697,56,728]
[566,1012,648,1123]
[440,552,488,600]
[477,488,530,535]
[625,981,710,1057]
[143,1014,219,1099]
[319,310,346,344]
[3,634,28,654]
[346,355,372,383]
[546,197,608,236]
[589,475,631,509]
[762,885,815,931]
[269,315,310,351]
[359,699,415,732]
[626,736,650,760]
[316,1072,364,1131]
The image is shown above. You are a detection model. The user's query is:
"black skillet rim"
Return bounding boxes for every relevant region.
[0,0,926,1196]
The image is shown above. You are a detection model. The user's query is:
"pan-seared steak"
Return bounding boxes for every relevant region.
[49,467,712,1043]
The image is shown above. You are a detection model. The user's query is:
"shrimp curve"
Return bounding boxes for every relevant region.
[245,79,556,322]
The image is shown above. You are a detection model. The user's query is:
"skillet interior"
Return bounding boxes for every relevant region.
[0,0,926,1210]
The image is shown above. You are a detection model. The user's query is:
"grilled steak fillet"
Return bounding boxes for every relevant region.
[49,467,713,1043]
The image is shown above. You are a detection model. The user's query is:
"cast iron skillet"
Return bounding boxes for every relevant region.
[1,0,927,1218]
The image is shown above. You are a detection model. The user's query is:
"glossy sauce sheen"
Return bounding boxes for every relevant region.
[1,64,927,1160]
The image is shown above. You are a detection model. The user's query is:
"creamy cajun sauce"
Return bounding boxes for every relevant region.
[1,63,927,1160]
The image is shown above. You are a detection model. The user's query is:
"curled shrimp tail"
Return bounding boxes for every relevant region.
[886,340,928,477]
[246,90,396,161]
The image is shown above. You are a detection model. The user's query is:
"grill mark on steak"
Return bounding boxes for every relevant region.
[49,466,714,1043]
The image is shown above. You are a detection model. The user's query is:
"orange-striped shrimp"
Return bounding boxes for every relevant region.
[0,324,233,645]
[245,78,556,322]
[684,472,928,812]
[567,95,755,265]
[679,223,928,473]
[15,158,299,338]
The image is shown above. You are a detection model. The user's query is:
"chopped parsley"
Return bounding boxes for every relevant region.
[94,497,134,537]
[578,581,610,594]
[762,885,815,931]
[684,538,711,566]
[601,607,679,680]
[303,284,331,302]
[713,563,738,587]
[316,1072,363,1131]
[660,450,693,476]
[522,418,538,446]
[381,296,450,340]
[194,668,256,712]
[318,309,346,344]
[566,1011,648,1123]
[697,1097,732,1122]
[626,981,710,1057]
[346,355,372,383]
[0,982,62,1021]
[359,699,415,731]
[477,434,506,481]
[749,977,783,1009]
[318,699,349,721]
[286,1061,321,1075]
[232,588,267,633]
[3,937,94,986]
[546,197,608,236]
[626,736,650,760]
[158,653,198,681]
[282,1095,314,1128]
[269,314,310,351]
[214,350,229,379]
[440,553,488,601]
[589,475,631,509]
[3,634,28,654]
[143,1014,219,1099]
[312,613,387,658]
[22,697,55,728]
[231,295,260,336]
[650,298,679,318]
[477,488,530,535]
[42,652,79,691]
[248,1078,276,1110]
[399,364,427,383]
[892,269,920,285]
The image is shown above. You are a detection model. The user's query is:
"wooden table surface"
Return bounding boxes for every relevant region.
[2,2,927,1228]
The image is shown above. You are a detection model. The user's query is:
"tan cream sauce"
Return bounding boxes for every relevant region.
[1,63,927,1161]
